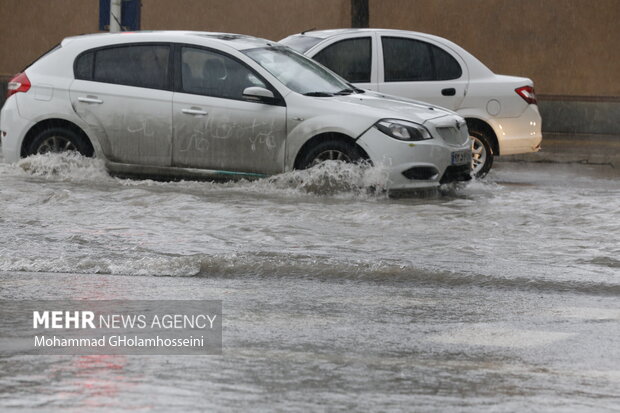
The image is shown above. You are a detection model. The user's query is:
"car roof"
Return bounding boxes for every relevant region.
[61,31,274,50]
[292,28,445,42]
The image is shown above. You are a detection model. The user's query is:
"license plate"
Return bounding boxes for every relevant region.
[451,150,471,165]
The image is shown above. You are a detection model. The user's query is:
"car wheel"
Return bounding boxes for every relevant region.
[469,130,493,178]
[27,127,92,157]
[298,140,364,169]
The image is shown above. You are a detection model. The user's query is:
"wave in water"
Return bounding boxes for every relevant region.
[2,251,619,296]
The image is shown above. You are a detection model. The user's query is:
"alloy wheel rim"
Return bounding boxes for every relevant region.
[310,149,351,167]
[36,136,77,154]
[470,136,487,175]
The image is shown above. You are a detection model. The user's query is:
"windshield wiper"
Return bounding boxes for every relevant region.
[334,88,355,95]
[334,86,366,95]
[303,91,334,97]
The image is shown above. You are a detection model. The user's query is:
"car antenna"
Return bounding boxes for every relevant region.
[301,28,316,35]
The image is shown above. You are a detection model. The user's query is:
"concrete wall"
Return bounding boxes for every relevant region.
[0,0,99,79]
[538,99,620,136]
[141,0,350,43]
[0,0,349,79]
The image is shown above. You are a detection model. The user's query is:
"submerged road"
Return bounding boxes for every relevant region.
[0,154,619,411]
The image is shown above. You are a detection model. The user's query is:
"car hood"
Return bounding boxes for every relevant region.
[330,90,455,124]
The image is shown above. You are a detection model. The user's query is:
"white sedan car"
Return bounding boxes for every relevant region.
[1,31,471,191]
[281,29,543,177]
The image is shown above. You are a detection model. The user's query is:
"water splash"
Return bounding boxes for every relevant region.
[258,160,391,198]
[13,153,395,199]
[16,152,111,182]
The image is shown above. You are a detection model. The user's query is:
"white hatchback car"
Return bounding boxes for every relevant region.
[1,31,472,190]
[281,29,543,176]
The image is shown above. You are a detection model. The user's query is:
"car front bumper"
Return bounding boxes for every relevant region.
[356,126,472,190]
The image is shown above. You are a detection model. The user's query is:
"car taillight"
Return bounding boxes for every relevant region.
[515,85,537,105]
[7,72,31,98]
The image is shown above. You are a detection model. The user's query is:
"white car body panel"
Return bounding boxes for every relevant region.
[70,79,174,166]
[172,91,287,174]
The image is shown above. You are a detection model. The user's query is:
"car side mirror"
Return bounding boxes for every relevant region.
[243,86,276,104]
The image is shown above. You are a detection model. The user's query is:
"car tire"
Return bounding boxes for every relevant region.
[27,127,93,157]
[469,129,493,178]
[298,140,365,169]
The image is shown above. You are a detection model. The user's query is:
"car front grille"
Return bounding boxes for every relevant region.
[437,125,469,146]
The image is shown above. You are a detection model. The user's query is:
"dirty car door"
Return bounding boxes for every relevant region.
[71,43,172,166]
[172,46,286,175]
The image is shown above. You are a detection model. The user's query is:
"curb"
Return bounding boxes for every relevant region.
[499,132,620,168]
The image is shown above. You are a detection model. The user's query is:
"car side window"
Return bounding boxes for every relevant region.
[180,47,267,100]
[382,37,433,82]
[431,45,463,80]
[382,37,461,82]
[75,51,94,80]
[94,45,170,90]
[75,44,171,90]
[313,37,371,83]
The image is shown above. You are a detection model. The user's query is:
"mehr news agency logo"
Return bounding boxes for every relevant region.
[32,308,218,349]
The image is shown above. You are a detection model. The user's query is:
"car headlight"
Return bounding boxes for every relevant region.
[375,119,432,141]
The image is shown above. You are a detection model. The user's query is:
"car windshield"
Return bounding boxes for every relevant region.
[243,46,356,96]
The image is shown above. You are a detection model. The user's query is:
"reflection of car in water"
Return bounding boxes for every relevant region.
[1,31,471,190]
[281,29,543,177]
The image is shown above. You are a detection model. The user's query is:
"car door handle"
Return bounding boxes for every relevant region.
[182,108,208,116]
[441,88,456,96]
[78,96,103,104]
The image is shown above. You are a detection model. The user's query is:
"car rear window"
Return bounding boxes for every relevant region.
[74,44,171,90]
[382,37,462,82]
[313,37,372,83]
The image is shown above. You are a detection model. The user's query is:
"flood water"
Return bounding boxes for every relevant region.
[1,153,619,411]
